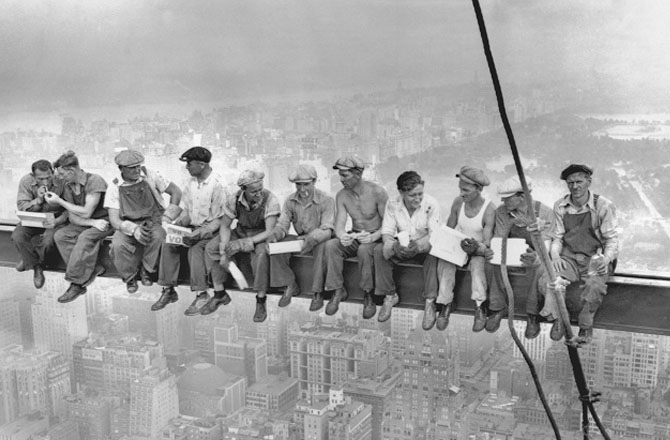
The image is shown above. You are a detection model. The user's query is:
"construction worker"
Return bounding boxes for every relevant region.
[267,164,335,309]
[105,150,182,293]
[543,164,618,345]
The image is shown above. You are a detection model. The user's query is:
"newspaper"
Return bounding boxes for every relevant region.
[428,225,469,267]
[489,237,527,267]
[163,223,192,246]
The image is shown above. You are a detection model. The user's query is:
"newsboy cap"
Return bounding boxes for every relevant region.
[333,155,365,171]
[456,166,490,187]
[497,176,532,198]
[114,150,145,167]
[560,164,593,180]
[289,164,317,183]
[179,146,212,163]
[237,169,265,187]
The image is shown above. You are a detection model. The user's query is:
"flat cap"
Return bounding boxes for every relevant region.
[456,165,490,187]
[333,155,365,171]
[498,176,532,198]
[560,164,593,180]
[289,164,317,183]
[237,169,265,187]
[115,150,145,167]
[179,146,212,163]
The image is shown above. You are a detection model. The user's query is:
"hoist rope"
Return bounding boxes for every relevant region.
[469,1,611,438]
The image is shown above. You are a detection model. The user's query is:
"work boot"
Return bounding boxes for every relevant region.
[140,267,154,286]
[378,293,399,322]
[15,260,26,272]
[33,264,45,289]
[472,305,487,332]
[184,292,210,316]
[550,319,565,341]
[525,314,541,339]
[151,287,178,311]
[83,264,106,288]
[126,278,139,294]
[362,291,376,319]
[200,290,232,315]
[422,298,437,330]
[485,309,507,333]
[576,328,593,346]
[309,292,324,311]
[436,303,452,331]
[254,296,267,323]
[57,283,87,303]
[326,288,348,316]
[278,282,299,308]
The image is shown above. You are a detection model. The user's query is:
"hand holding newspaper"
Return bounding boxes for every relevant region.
[429,225,469,267]
[163,223,192,246]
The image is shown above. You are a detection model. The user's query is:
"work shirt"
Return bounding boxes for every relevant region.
[62,170,108,219]
[274,189,335,242]
[551,192,619,262]
[104,168,170,211]
[381,193,441,251]
[181,172,228,229]
[16,173,64,213]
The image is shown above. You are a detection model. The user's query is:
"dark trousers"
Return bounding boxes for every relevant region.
[159,237,211,292]
[12,225,59,269]
[323,238,376,292]
[486,263,544,315]
[269,235,327,293]
[373,244,440,299]
[540,253,609,330]
[54,224,114,285]
[205,231,270,293]
[110,224,166,282]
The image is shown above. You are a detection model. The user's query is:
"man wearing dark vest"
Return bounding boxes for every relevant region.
[543,164,619,346]
[151,146,228,315]
[45,151,113,303]
[105,150,182,293]
[12,159,68,288]
[484,176,554,338]
[203,169,280,322]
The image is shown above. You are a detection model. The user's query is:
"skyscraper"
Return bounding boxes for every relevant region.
[129,367,179,439]
[32,277,88,368]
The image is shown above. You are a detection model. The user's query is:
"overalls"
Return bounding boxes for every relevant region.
[110,180,166,282]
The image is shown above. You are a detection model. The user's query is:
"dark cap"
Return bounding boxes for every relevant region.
[179,146,212,163]
[456,165,490,187]
[560,164,593,180]
[333,155,365,171]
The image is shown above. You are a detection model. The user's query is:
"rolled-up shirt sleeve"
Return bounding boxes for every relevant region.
[598,201,619,262]
[16,175,42,212]
[274,203,293,239]
[380,200,398,237]
[310,196,335,243]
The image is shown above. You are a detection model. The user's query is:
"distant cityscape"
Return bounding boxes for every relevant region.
[1,82,670,439]
[1,264,670,440]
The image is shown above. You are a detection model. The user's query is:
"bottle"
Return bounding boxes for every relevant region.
[587,251,605,276]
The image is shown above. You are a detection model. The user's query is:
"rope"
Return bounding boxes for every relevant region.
[500,236,562,439]
[469,1,611,438]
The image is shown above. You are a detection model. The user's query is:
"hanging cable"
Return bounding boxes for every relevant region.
[469,1,611,439]
[500,236,562,439]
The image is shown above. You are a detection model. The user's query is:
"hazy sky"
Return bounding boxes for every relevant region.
[0,0,669,109]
